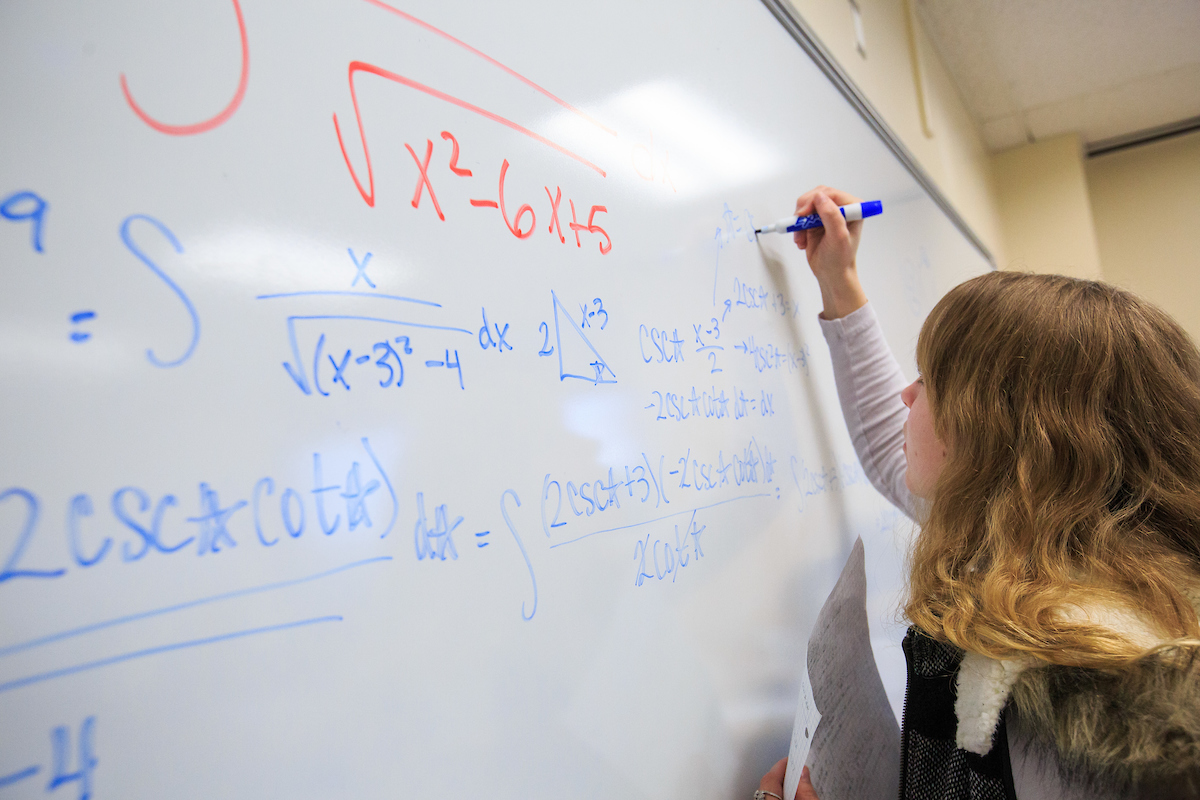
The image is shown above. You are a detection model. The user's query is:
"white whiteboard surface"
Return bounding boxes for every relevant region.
[0,1,988,796]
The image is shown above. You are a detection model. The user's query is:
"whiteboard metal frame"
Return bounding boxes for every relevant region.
[760,0,996,267]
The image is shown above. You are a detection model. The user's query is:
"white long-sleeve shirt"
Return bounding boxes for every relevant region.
[817,303,918,520]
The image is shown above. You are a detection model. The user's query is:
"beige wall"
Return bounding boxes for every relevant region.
[1086,130,1200,343]
[786,0,1007,266]
[783,0,1196,331]
[992,133,1103,279]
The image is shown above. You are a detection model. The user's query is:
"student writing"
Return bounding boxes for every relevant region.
[757,186,1200,799]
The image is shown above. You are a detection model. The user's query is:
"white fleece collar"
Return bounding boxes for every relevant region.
[953,605,1165,756]
[954,652,1031,755]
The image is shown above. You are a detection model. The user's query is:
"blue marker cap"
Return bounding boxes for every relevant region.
[856,200,882,220]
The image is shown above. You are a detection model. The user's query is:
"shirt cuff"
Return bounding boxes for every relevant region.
[818,302,879,347]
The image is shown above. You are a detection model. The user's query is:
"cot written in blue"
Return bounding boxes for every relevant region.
[540,439,775,539]
[646,385,775,422]
[670,439,776,493]
[633,510,706,587]
[0,438,396,587]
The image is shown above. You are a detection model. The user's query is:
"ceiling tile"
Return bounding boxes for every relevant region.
[989,0,1200,109]
[914,0,1018,121]
[1026,62,1200,144]
[914,0,1200,150]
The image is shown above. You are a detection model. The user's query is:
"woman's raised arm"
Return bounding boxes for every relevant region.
[797,186,917,518]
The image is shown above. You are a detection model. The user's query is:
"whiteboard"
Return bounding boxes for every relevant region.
[0,1,989,796]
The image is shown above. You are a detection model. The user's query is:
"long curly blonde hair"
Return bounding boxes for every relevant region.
[905,271,1200,667]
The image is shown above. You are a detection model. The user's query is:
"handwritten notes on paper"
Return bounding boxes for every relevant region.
[782,657,822,800]
[801,537,901,799]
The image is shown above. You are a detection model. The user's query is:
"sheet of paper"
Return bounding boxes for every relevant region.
[805,537,901,799]
[782,659,822,800]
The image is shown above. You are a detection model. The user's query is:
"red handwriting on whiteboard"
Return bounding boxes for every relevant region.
[332,1,620,208]
[119,0,249,135]
[405,140,445,221]
[442,131,473,176]
[545,187,565,243]
[470,164,610,252]
[361,0,616,138]
[333,61,607,208]
[567,200,612,255]
[408,130,611,253]
[469,160,533,239]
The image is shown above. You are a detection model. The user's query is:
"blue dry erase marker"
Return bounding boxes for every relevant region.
[755,200,883,234]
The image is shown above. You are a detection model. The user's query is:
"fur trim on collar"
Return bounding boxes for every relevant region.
[954,603,1165,757]
[951,608,1200,791]
[1010,651,1200,792]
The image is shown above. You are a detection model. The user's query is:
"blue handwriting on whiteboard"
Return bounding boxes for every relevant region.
[668,438,776,492]
[712,203,756,305]
[69,311,96,344]
[542,440,776,543]
[645,386,776,422]
[501,489,537,621]
[423,349,464,389]
[0,438,397,585]
[633,510,705,587]
[402,487,539,620]
[0,617,341,696]
[348,247,375,288]
[256,290,440,306]
[413,492,461,561]
[693,316,723,373]
[732,276,769,311]
[723,278,802,320]
[550,492,769,550]
[578,298,608,329]
[0,557,389,661]
[0,489,65,583]
[0,190,48,253]
[187,483,244,554]
[0,716,96,798]
[790,455,869,512]
[111,487,190,561]
[546,291,616,384]
[637,324,685,365]
[770,291,802,319]
[478,307,512,353]
[541,454,669,538]
[120,214,200,367]
[732,335,809,376]
[639,318,723,371]
[278,315,470,395]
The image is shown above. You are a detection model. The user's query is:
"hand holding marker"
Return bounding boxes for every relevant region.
[755,200,883,234]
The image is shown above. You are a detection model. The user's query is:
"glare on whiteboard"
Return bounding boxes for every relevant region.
[543,80,784,198]
[187,227,420,292]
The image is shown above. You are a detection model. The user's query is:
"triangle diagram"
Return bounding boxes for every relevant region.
[552,291,616,384]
